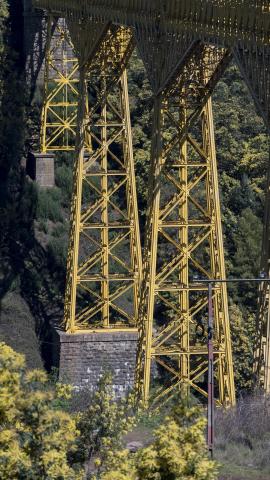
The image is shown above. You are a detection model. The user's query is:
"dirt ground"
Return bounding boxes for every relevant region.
[124,426,270,480]
[219,466,270,480]
[220,477,270,480]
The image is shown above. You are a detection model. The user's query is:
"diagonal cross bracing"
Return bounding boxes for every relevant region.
[64,25,142,332]
[41,17,81,152]
[135,43,235,407]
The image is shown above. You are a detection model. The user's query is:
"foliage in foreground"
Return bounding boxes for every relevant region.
[99,403,218,480]
[0,342,82,479]
[73,372,137,478]
[0,342,219,480]
[0,343,137,479]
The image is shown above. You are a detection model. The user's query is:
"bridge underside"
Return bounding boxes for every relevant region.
[33,0,270,127]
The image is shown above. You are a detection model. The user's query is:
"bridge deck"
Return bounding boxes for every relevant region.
[33,0,270,46]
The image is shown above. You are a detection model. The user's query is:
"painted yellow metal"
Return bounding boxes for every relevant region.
[255,164,270,393]
[255,286,270,393]
[258,313,270,395]
[136,44,235,407]
[68,327,138,334]
[41,17,91,152]
[63,27,142,332]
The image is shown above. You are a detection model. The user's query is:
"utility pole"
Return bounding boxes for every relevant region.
[207,281,214,458]
[195,273,270,457]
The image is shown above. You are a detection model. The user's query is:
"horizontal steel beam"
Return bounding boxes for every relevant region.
[33,0,270,46]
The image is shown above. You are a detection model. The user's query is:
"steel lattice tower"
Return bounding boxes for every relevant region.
[40,19,142,331]
[136,44,235,406]
[63,25,142,332]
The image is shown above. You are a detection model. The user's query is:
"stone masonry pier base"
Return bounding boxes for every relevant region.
[56,330,138,397]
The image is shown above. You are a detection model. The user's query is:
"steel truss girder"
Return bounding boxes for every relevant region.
[33,0,270,48]
[136,43,235,407]
[64,27,142,332]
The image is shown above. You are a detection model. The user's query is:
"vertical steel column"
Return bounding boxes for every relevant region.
[100,78,110,327]
[121,70,143,320]
[141,96,163,404]
[203,98,235,404]
[63,65,86,332]
[265,310,270,392]
[178,101,189,390]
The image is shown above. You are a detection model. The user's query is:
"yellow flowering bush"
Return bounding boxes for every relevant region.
[100,402,219,480]
[74,373,137,476]
[0,342,83,479]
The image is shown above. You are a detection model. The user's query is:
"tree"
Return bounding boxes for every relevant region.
[229,303,254,392]
[0,342,83,479]
[231,207,263,308]
[73,373,137,478]
[99,402,218,480]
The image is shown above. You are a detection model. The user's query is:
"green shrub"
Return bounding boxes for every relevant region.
[47,236,68,270]
[73,373,136,478]
[39,219,48,233]
[52,223,68,238]
[36,187,63,222]
[55,164,73,206]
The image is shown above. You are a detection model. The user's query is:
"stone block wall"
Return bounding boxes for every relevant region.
[27,152,55,187]
[56,330,138,397]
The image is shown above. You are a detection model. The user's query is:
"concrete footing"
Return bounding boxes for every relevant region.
[55,330,138,397]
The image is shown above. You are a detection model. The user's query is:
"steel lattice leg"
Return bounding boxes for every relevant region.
[64,27,142,332]
[255,156,270,393]
[40,17,86,152]
[136,43,235,407]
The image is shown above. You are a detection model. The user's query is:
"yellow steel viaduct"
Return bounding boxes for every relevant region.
[30,0,270,407]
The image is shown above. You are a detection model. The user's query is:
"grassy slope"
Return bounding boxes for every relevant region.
[219,464,270,480]
[0,290,43,368]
